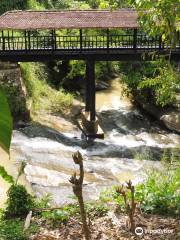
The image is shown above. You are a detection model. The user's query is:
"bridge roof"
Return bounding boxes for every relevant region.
[0,9,139,30]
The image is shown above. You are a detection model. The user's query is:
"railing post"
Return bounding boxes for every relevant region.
[107,29,109,51]
[133,28,137,49]
[53,29,56,50]
[7,31,10,50]
[80,29,83,51]
[159,35,162,50]
[27,31,31,50]
[24,30,27,51]
[51,29,56,50]
[1,31,5,51]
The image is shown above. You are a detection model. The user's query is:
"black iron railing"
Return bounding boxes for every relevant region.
[0,34,179,51]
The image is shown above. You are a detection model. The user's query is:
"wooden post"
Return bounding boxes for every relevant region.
[51,30,54,50]
[7,31,10,50]
[80,29,83,51]
[85,60,91,112]
[53,29,57,50]
[86,60,96,121]
[159,35,162,50]
[1,31,5,51]
[27,31,31,50]
[24,31,27,51]
[12,31,14,50]
[107,29,110,51]
[133,29,137,49]
[90,60,96,121]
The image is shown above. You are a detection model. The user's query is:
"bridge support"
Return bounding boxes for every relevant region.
[86,60,96,121]
[79,59,104,139]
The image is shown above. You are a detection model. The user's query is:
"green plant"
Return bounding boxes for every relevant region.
[0,87,13,153]
[42,209,69,224]
[119,60,179,107]
[138,62,179,106]
[34,193,53,209]
[0,166,14,184]
[4,184,34,218]
[85,202,109,218]
[130,0,180,51]
[136,167,180,216]
[20,62,73,115]
[161,148,180,165]
[0,218,38,240]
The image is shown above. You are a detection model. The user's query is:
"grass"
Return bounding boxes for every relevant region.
[20,62,73,117]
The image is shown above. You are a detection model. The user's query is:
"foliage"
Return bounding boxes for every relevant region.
[0,0,27,14]
[161,148,180,165]
[0,217,38,240]
[130,0,180,49]
[85,0,130,9]
[27,0,45,10]
[40,203,79,225]
[0,166,14,184]
[136,167,180,216]
[85,202,109,218]
[120,60,179,107]
[40,201,108,227]
[20,62,73,115]
[0,88,13,153]
[34,194,53,209]
[138,62,180,106]
[4,184,34,218]
[42,209,69,224]
[100,163,180,217]
[0,161,26,185]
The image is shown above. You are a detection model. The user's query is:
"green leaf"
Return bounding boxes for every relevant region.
[0,166,14,184]
[0,88,13,153]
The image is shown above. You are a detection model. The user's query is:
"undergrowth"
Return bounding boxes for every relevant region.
[100,164,180,217]
[20,62,73,116]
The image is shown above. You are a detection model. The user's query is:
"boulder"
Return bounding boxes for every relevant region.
[160,112,180,133]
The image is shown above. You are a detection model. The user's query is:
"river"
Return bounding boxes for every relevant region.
[10,78,180,205]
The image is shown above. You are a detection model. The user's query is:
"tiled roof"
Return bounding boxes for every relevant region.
[0,9,139,30]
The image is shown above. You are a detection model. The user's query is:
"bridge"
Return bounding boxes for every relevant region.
[0,9,179,138]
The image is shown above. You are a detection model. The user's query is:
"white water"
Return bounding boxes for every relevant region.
[11,78,180,205]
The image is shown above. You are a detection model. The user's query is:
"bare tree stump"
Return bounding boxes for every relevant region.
[69,151,90,240]
[116,180,137,233]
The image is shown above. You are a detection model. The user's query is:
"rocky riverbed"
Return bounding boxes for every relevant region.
[9,79,180,205]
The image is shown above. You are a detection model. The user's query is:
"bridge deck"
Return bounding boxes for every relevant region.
[0,33,179,61]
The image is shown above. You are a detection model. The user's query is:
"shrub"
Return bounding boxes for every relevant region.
[4,184,34,218]
[135,167,180,216]
[100,165,180,217]
[119,60,179,107]
[0,217,38,240]
[0,218,27,240]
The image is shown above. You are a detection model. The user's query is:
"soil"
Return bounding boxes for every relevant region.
[31,212,180,240]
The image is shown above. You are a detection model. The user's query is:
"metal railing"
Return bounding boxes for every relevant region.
[0,34,179,51]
